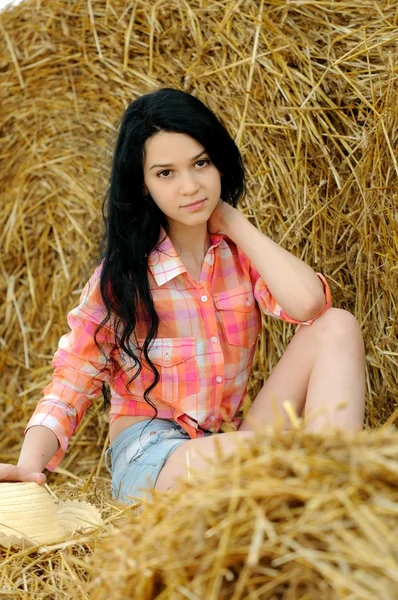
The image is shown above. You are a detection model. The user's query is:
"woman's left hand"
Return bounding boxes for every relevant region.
[208,199,239,235]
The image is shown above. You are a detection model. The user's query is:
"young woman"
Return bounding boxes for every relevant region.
[1,89,365,504]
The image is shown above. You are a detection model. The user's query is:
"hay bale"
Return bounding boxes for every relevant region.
[1,427,397,599]
[0,0,397,596]
[0,0,397,456]
[85,427,398,599]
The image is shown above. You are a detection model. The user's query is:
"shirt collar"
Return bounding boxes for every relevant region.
[148,226,224,286]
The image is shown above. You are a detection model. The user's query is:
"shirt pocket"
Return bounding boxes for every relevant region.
[214,283,258,347]
[137,337,199,403]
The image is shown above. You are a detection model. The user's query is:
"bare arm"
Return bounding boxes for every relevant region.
[208,201,326,322]
[18,426,60,472]
[0,426,60,484]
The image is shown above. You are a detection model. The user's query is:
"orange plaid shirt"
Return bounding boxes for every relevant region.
[26,228,332,470]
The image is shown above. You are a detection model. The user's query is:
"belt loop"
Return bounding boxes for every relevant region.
[104,446,112,474]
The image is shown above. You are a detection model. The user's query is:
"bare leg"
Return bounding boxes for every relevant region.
[239,308,365,433]
[154,430,255,492]
[155,308,365,493]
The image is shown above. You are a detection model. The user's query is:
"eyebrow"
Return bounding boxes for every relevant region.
[149,150,207,170]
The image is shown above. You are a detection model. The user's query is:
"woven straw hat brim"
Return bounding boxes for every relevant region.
[0,482,102,548]
[57,499,103,534]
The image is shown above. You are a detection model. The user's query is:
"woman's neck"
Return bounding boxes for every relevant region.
[169,223,211,266]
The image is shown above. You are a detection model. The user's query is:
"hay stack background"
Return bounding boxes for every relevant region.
[85,427,398,600]
[0,0,397,597]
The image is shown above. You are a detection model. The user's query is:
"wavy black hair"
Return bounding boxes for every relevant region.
[96,87,246,422]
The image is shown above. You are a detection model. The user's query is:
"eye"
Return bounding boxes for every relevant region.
[157,169,172,178]
[156,158,210,178]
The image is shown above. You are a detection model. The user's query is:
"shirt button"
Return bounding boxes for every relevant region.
[211,336,218,343]
[209,415,216,422]
[201,295,208,302]
[206,255,213,265]
[245,299,252,307]
[216,376,223,383]
[164,353,170,361]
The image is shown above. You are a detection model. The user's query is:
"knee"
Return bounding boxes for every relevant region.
[312,308,364,347]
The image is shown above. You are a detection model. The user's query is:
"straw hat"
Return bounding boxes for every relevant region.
[0,482,103,548]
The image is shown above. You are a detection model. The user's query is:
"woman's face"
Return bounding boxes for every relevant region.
[142,131,222,231]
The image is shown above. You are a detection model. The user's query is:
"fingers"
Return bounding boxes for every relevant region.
[0,464,20,481]
[20,472,47,485]
[0,464,46,485]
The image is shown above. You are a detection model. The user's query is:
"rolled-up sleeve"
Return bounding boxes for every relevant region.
[251,264,332,326]
[25,265,115,470]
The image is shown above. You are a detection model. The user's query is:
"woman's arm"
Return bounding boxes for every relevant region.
[0,426,60,484]
[24,264,115,473]
[17,426,60,473]
[208,201,326,322]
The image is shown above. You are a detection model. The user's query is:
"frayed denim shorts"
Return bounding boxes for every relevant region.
[104,419,215,505]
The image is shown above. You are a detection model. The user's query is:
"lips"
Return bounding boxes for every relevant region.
[182,198,206,208]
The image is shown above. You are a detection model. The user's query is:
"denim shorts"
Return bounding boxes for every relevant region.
[104,419,215,505]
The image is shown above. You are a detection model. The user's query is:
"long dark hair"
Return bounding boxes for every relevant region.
[96,87,246,420]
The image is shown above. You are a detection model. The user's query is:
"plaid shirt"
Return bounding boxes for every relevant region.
[26,229,332,470]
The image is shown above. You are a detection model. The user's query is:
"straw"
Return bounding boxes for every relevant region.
[0,0,397,596]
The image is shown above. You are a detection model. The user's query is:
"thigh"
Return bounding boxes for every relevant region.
[106,419,212,505]
[154,430,256,493]
[239,323,315,431]
[239,308,361,432]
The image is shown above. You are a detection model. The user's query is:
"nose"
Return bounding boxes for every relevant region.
[179,171,200,196]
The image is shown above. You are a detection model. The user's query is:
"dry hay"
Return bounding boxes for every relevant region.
[0,477,125,598]
[0,0,398,597]
[1,0,397,445]
[85,426,398,600]
[2,426,395,600]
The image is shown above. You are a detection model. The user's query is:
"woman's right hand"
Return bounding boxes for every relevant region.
[0,463,46,484]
